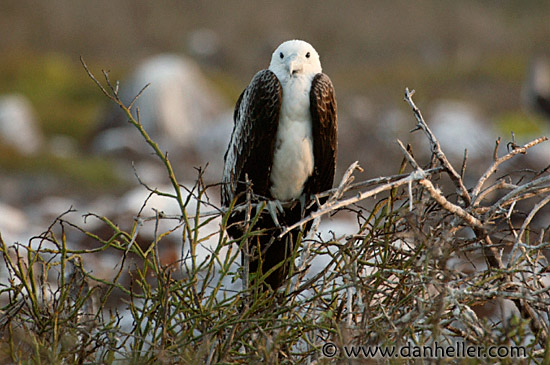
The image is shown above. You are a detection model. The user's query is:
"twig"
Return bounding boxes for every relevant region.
[81,56,194,246]
[128,83,151,110]
[316,166,444,199]
[460,149,468,179]
[242,174,252,292]
[396,139,422,173]
[472,136,548,203]
[136,165,445,224]
[492,137,501,161]
[511,193,550,261]
[404,88,471,206]
[483,175,550,220]
[418,179,483,230]
[328,161,363,202]
[279,172,424,238]
[397,140,485,231]
[471,180,517,207]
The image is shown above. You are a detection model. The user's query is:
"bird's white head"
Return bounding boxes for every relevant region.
[269,40,322,84]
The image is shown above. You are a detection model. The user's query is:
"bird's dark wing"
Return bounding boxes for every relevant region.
[222,69,282,206]
[305,73,338,201]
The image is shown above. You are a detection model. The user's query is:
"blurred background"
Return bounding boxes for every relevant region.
[1,0,550,244]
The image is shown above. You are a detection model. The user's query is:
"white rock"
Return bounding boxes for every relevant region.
[0,94,42,154]
[0,201,28,244]
[95,54,228,155]
[429,100,496,160]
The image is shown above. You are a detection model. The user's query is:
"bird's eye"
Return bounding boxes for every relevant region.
[306,52,311,58]
[279,52,284,59]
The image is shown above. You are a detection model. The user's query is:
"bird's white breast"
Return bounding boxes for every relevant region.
[270,76,314,201]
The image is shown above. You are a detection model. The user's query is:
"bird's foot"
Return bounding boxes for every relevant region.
[299,194,307,217]
[266,200,284,228]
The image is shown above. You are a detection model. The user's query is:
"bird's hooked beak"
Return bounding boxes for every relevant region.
[286,55,303,77]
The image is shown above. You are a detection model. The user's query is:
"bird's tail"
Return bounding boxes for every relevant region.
[230,199,312,291]
[247,231,297,290]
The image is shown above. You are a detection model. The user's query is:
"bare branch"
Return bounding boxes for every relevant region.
[492,137,501,161]
[128,83,151,110]
[514,193,550,247]
[472,136,548,203]
[404,88,472,206]
[279,171,424,238]
[315,166,444,199]
[80,57,117,102]
[418,178,483,229]
[460,149,468,179]
[484,175,550,220]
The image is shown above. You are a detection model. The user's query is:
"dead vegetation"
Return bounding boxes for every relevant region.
[1,65,549,363]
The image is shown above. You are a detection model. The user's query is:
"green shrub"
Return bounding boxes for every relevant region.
[1,67,548,364]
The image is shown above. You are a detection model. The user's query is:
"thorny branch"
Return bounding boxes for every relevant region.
[404,88,472,206]
[472,136,549,203]
[3,60,550,362]
[84,58,550,345]
[108,76,550,349]
[279,168,424,238]
[267,86,550,347]
[137,166,446,223]
[400,88,550,344]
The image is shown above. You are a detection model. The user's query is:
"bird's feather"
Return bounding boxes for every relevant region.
[305,73,338,202]
[222,62,337,290]
[222,70,282,207]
